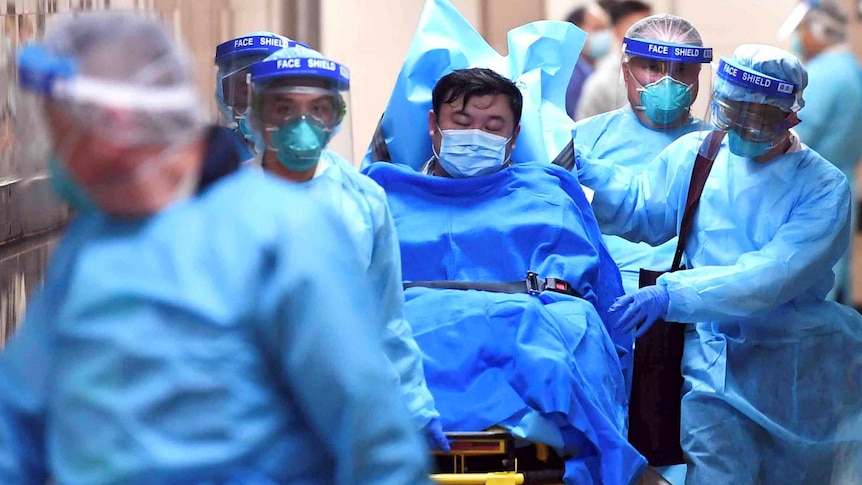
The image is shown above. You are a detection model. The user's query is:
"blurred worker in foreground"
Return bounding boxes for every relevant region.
[214,31,306,155]
[564,2,612,119]
[0,11,430,484]
[780,0,862,305]
[245,44,448,452]
[577,43,862,484]
[576,0,652,120]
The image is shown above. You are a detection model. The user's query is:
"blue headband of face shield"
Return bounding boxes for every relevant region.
[18,44,78,95]
[250,56,351,91]
[716,58,799,100]
[623,37,713,63]
[214,35,309,66]
[19,44,199,112]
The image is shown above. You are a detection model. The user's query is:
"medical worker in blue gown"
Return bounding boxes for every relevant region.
[244,45,447,452]
[214,31,306,154]
[0,12,431,485]
[366,67,649,485]
[577,44,862,484]
[573,14,711,295]
[780,0,862,304]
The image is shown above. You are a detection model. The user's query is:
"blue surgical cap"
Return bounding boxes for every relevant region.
[714,44,808,112]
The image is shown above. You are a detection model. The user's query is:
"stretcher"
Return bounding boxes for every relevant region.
[430,430,565,485]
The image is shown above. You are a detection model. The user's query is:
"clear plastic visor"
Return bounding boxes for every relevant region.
[249,83,354,163]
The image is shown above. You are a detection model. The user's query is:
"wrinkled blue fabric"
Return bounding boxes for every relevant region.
[0,168,431,485]
[573,108,702,294]
[361,0,585,170]
[579,130,862,484]
[364,161,645,485]
[793,49,862,303]
[293,150,440,429]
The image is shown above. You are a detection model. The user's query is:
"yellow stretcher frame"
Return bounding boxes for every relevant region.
[429,430,564,485]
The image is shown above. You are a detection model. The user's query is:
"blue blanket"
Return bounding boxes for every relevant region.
[364,162,644,485]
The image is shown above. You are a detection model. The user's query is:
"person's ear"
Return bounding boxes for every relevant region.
[510,124,521,150]
[428,109,436,136]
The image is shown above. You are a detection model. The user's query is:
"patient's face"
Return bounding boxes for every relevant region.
[428,93,519,157]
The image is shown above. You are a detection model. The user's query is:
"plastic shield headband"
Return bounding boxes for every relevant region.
[214,35,308,64]
[250,56,350,91]
[215,36,309,119]
[19,44,203,146]
[622,37,713,126]
[715,58,800,109]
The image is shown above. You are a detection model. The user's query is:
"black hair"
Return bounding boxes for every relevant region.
[566,6,588,27]
[599,0,652,26]
[432,68,523,126]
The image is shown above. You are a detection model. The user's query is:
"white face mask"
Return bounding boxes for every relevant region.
[587,29,613,60]
[434,127,512,178]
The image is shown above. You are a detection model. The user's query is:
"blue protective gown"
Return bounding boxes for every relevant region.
[0,167,431,485]
[573,108,703,294]
[793,48,862,303]
[579,131,862,484]
[365,162,647,485]
[291,150,439,428]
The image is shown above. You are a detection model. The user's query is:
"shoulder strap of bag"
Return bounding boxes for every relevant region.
[671,130,726,272]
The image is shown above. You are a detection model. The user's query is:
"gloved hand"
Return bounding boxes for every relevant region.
[609,285,670,338]
[573,144,588,171]
[423,418,450,452]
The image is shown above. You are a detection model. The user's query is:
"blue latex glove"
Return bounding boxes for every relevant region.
[423,418,450,452]
[609,285,670,338]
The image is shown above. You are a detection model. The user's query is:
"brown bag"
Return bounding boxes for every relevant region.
[627,130,726,466]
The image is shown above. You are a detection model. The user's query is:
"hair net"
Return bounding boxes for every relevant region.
[625,14,703,46]
[40,11,204,145]
[715,44,808,112]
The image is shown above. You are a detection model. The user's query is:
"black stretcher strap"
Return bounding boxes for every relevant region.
[404,272,581,298]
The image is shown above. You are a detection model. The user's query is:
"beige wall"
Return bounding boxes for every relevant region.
[319,0,482,162]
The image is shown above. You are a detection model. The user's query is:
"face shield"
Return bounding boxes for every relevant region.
[621,37,713,129]
[18,42,206,212]
[709,58,801,159]
[214,35,308,127]
[248,56,353,170]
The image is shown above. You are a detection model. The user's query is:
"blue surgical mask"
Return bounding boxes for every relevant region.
[637,76,693,125]
[269,117,332,172]
[435,128,512,178]
[48,155,98,213]
[587,29,613,60]
[727,130,774,158]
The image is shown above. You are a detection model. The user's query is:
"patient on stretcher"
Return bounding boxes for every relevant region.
[363,68,646,485]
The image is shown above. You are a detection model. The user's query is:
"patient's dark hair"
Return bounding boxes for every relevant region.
[432,68,523,126]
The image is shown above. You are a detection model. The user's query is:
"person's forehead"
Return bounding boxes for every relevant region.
[442,93,513,117]
[266,91,331,103]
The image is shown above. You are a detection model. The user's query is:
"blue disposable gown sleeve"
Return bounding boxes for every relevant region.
[256,212,431,485]
[371,193,440,428]
[576,143,688,247]
[0,288,52,484]
[661,168,851,323]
